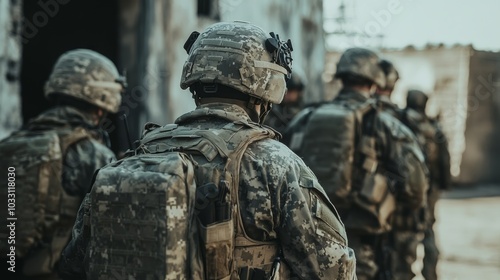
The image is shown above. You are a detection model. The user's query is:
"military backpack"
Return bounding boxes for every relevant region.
[286,100,396,234]
[84,121,279,280]
[0,122,88,275]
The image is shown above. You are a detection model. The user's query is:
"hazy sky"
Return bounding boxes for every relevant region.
[324,0,500,51]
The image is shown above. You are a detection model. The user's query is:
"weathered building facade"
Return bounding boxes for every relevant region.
[0,0,23,139]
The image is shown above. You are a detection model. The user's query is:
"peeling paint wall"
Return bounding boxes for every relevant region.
[0,0,23,139]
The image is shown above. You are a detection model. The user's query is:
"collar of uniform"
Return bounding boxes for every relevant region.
[376,95,397,108]
[175,103,255,125]
[336,88,371,102]
[31,106,97,128]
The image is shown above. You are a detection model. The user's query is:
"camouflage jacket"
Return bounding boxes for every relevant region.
[59,103,356,280]
[374,95,402,120]
[402,108,451,190]
[373,95,430,231]
[337,89,428,211]
[30,106,116,198]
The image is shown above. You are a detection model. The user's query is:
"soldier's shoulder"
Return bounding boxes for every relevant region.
[376,111,416,141]
[68,137,115,163]
[246,138,304,167]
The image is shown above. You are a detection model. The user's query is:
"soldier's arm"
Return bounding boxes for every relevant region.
[58,194,90,279]
[278,162,357,280]
[62,139,116,198]
[378,113,429,210]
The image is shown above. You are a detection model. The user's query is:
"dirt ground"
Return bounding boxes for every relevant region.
[413,185,500,280]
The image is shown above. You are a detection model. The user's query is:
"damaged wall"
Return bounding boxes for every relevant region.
[0,0,23,139]
[461,50,500,184]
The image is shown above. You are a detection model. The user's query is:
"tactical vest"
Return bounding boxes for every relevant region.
[403,110,441,184]
[86,121,289,280]
[288,100,396,234]
[0,121,89,276]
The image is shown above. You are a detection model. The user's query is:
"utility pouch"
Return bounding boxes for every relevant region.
[201,219,234,280]
[239,267,267,280]
[359,172,388,204]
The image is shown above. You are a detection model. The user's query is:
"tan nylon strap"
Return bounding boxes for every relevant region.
[221,127,276,276]
[59,127,90,153]
[254,60,288,75]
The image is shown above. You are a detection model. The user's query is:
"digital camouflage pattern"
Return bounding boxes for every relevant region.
[287,88,428,279]
[86,152,203,280]
[334,48,386,88]
[402,92,451,280]
[181,22,291,104]
[60,103,357,280]
[84,109,276,280]
[374,94,423,280]
[44,49,125,113]
[286,100,377,213]
[0,105,115,277]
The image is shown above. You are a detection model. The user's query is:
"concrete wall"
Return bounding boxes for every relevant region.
[0,0,23,139]
[460,50,500,184]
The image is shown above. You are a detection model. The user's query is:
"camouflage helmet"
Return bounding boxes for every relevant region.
[407,89,428,112]
[335,48,386,88]
[180,21,293,104]
[44,49,126,113]
[379,59,399,90]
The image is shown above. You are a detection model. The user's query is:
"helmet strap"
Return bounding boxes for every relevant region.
[258,102,272,124]
[246,96,266,123]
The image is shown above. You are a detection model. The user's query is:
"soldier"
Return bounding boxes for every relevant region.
[59,22,356,279]
[375,60,424,280]
[285,48,428,280]
[264,69,306,135]
[402,90,452,280]
[0,49,123,279]
[374,59,401,119]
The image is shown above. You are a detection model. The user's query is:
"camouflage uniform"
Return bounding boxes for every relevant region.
[0,106,115,279]
[334,89,428,280]
[402,91,451,280]
[36,106,116,198]
[284,49,428,280]
[0,49,122,279]
[374,95,423,280]
[59,103,357,279]
[60,22,356,280]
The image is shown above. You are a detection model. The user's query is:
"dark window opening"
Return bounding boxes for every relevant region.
[21,0,124,154]
[197,0,219,20]
[197,0,212,16]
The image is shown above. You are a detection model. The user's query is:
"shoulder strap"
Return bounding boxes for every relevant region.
[58,127,91,154]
